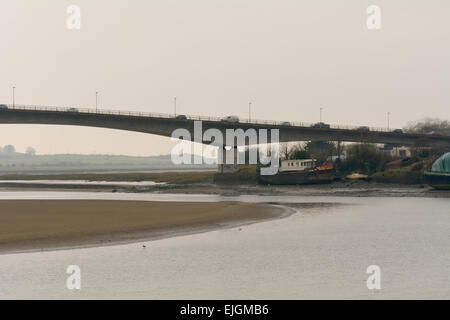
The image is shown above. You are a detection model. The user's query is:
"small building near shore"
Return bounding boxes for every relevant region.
[379,145,411,158]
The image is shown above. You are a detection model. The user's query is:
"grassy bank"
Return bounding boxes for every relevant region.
[213,165,259,184]
[370,159,434,185]
[371,166,424,184]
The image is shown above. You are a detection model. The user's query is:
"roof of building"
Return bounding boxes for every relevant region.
[281,159,315,162]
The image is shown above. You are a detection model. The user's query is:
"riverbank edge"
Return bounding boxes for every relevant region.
[1,180,449,198]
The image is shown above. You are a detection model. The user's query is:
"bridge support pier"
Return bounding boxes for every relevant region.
[218,146,239,174]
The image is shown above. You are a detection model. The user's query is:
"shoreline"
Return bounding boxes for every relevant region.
[1,169,450,198]
[1,179,450,198]
[0,200,290,255]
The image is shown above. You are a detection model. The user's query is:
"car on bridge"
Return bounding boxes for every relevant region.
[221,115,240,123]
[0,104,8,110]
[175,114,187,120]
[311,122,330,129]
[67,108,79,112]
[281,121,292,126]
[357,126,370,132]
[392,129,403,134]
[427,131,442,136]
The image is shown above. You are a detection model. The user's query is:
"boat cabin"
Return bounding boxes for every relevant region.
[280,159,316,172]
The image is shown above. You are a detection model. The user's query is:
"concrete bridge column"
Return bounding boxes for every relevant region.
[218,146,239,174]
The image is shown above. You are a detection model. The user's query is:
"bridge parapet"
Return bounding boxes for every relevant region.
[1,104,397,133]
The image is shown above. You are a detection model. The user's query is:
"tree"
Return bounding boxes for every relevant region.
[289,143,310,160]
[335,141,344,158]
[26,147,37,156]
[3,145,15,154]
[280,143,292,160]
[283,141,335,162]
[341,143,387,174]
[332,141,346,169]
[404,118,450,135]
[405,118,450,157]
[304,141,335,162]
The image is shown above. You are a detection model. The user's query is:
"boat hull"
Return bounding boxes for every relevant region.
[424,171,450,190]
[258,169,335,185]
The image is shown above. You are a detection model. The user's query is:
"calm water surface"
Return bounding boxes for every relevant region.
[0,192,449,299]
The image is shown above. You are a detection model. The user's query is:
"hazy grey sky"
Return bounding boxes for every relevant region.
[1,0,449,155]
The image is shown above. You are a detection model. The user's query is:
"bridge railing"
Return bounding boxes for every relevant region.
[3,104,395,133]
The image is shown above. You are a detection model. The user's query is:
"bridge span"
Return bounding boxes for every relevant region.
[1,105,449,148]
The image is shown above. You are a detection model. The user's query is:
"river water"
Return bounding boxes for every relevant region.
[0,192,449,299]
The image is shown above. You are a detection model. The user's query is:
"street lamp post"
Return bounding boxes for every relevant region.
[95,91,98,112]
[320,107,323,122]
[12,86,15,107]
[249,102,252,122]
[387,112,390,130]
[174,97,177,116]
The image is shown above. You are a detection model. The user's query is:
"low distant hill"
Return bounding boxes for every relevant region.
[0,152,216,174]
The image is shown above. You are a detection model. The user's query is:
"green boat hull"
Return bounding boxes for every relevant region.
[424,171,450,190]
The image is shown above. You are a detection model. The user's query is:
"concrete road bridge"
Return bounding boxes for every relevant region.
[1,104,450,148]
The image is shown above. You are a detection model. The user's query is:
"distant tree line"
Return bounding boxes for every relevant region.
[0,145,36,155]
[404,118,450,135]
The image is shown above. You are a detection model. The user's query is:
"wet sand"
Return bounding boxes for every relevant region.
[0,200,284,253]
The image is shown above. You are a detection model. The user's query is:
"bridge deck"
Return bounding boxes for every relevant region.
[1,105,449,147]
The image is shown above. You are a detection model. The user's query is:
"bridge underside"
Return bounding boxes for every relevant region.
[1,109,450,148]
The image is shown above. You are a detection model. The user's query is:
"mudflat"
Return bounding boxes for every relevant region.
[0,200,283,253]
